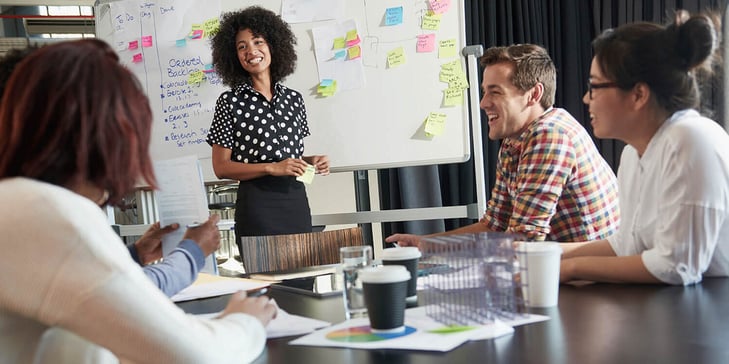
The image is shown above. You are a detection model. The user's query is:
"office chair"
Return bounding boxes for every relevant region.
[239,226,365,274]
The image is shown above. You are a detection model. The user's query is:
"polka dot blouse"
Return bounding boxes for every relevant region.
[206,83,311,163]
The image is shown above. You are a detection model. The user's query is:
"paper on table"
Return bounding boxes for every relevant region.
[290,305,533,352]
[291,305,549,351]
[266,307,331,339]
[195,302,331,339]
[171,273,270,302]
[153,155,217,274]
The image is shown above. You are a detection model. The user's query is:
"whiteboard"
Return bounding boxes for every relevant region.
[95,0,471,181]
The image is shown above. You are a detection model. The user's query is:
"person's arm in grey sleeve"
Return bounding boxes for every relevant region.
[141,239,205,297]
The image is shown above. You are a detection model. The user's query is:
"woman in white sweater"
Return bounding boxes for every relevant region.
[0,39,276,363]
[560,12,729,285]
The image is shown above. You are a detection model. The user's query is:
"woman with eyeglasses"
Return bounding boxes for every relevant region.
[560,11,729,285]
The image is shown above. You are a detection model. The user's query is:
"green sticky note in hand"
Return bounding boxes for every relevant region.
[296,164,316,184]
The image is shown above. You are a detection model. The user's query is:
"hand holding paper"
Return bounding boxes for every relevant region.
[183,215,221,256]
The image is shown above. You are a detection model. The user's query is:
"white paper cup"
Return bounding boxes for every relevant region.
[517,242,563,307]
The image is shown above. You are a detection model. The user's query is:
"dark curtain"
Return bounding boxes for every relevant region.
[379,0,727,243]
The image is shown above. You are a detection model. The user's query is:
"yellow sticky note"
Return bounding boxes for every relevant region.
[439,38,458,58]
[204,18,220,37]
[333,37,346,49]
[443,87,463,106]
[347,45,362,60]
[187,70,204,85]
[425,112,447,136]
[190,24,204,39]
[317,79,338,97]
[387,47,406,68]
[345,29,358,42]
[422,13,441,30]
[447,72,469,89]
[296,164,316,184]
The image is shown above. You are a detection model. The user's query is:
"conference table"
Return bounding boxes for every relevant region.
[177,277,729,364]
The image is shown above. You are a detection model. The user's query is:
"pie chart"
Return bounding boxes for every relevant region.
[326,325,417,342]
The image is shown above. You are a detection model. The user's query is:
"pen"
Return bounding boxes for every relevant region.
[186,223,201,228]
[246,287,269,297]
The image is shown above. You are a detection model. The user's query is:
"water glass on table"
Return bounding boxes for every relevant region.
[340,245,373,319]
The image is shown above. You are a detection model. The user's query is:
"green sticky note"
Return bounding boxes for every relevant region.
[428,325,477,334]
[296,164,316,184]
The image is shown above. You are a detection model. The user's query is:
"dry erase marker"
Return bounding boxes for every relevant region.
[186,222,202,228]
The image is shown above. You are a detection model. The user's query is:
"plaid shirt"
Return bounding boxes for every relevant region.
[480,108,620,242]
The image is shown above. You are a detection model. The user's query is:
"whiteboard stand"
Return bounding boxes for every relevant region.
[463,45,486,218]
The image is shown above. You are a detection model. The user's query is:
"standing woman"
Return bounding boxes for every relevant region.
[207,6,329,246]
[560,12,729,285]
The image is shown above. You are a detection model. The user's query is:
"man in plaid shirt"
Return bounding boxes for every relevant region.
[387,44,619,245]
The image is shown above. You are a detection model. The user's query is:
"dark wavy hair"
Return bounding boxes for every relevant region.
[592,10,720,114]
[0,39,156,206]
[211,6,297,87]
[480,44,556,110]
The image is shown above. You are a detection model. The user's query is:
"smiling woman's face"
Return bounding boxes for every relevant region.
[236,28,271,78]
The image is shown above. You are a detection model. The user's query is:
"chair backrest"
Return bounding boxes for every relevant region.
[239,227,365,274]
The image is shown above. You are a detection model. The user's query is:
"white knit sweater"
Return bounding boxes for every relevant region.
[0,178,266,364]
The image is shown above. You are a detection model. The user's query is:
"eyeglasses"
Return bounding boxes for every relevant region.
[587,82,618,99]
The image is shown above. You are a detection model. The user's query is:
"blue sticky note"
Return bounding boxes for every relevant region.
[334,50,347,59]
[385,6,403,26]
[175,38,187,47]
[320,79,334,87]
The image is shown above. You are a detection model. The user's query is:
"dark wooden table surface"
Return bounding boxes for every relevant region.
[178,278,729,364]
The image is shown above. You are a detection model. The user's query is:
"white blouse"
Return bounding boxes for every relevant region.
[0,178,266,363]
[608,109,729,285]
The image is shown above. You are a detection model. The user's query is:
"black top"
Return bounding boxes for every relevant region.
[207,83,311,163]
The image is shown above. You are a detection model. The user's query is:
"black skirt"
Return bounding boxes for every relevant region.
[234,175,312,239]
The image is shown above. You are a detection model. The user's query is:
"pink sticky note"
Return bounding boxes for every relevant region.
[132,53,143,63]
[190,29,204,39]
[416,33,436,53]
[429,0,452,14]
[141,35,153,48]
[346,35,361,47]
[128,40,139,50]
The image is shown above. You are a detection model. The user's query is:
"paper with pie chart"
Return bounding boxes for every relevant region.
[290,306,547,352]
